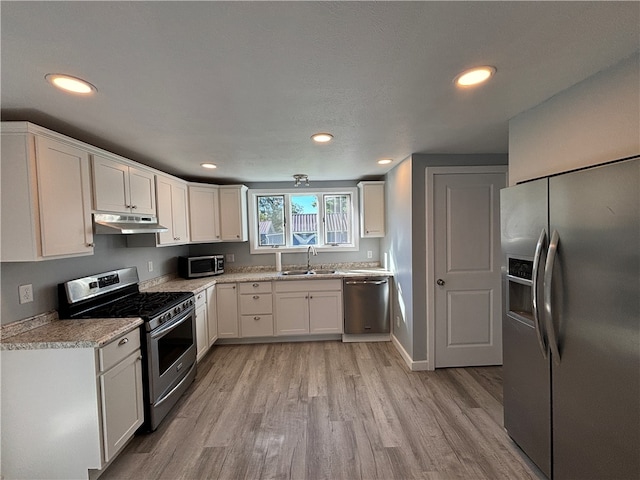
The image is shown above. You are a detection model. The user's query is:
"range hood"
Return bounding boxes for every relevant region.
[93,213,168,235]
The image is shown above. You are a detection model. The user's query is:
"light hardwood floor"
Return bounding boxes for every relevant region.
[101,341,544,480]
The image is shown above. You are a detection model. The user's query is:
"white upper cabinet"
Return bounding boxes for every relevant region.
[1,123,94,261]
[92,154,156,215]
[358,181,385,237]
[218,185,248,241]
[156,174,190,246]
[188,183,221,243]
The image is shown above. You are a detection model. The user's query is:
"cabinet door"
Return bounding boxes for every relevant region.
[35,136,94,257]
[195,292,208,361]
[189,185,221,242]
[92,155,130,213]
[274,292,310,335]
[171,181,189,243]
[219,186,248,241]
[128,166,156,215]
[206,286,218,345]
[216,284,238,338]
[359,182,385,237]
[156,176,189,245]
[156,176,175,245]
[309,291,343,334]
[99,350,144,463]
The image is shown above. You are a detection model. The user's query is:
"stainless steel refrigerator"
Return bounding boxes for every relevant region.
[500,157,639,480]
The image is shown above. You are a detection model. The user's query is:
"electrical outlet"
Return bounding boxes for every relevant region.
[226,254,235,263]
[148,261,154,272]
[19,284,33,304]
[367,250,373,259]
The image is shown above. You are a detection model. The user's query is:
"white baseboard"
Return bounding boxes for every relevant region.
[391,334,431,371]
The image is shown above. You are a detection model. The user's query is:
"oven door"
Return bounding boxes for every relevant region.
[147,307,197,404]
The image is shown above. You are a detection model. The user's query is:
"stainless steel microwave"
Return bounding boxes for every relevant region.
[178,255,224,278]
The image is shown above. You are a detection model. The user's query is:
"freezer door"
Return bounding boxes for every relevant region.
[548,158,639,480]
[500,179,551,478]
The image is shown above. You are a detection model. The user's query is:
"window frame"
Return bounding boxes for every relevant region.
[248,187,360,254]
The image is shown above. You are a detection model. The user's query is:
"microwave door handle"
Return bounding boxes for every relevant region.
[543,230,561,366]
[532,228,548,359]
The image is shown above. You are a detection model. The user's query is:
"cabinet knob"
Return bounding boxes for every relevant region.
[131,205,137,209]
[86,243,95,247]
[118,337,129,346]
[253,295,259,299]
[126,204,131,209]
[252,283,259,287]
[236,235,240,238]
[436,279,445,286]
[254,316,260,321]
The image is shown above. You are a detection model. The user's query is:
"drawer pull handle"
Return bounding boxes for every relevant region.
[118,337,129,346]
[253,295,259,299]
[254,316,260,321]
[253,283,259,287]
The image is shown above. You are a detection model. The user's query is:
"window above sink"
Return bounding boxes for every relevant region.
[248,187,360,254]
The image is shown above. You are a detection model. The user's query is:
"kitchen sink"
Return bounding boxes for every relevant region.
[282,270,313,276]
[311,269,337,275]
[281,269,337,276]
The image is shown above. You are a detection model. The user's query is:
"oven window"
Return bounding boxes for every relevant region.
[157,315,194,374]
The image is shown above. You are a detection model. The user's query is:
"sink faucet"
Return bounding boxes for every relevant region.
[307,245,318,271]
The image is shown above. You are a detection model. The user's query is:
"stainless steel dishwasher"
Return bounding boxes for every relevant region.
[343,277,390,334]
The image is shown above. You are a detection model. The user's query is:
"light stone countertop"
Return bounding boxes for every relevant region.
[142,268,393,295]
[0,317,143,351]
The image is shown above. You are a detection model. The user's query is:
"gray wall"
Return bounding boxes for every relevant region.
[383,154,508,363]
[1,235,188,324]
[509,53,639,184]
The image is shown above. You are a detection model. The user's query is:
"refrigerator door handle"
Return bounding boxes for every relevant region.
[543,229,562,365]
[532,228,548,359]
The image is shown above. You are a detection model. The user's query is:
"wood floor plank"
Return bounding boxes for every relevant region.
[100,341,545,480]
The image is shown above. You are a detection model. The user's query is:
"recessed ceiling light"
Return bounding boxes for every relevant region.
[378,159,393,165]
[45,73,97,94]
[454,66,496,87]
[311,133,333,143]
[201,163,217,169]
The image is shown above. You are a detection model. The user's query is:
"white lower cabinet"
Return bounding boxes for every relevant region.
[238,282,273,337]
[98,329,144,463]
[0,328,143,479]
[274,280,343,335]
[216,283,238,338]
[194,290,209,361]
[206,285,218,345]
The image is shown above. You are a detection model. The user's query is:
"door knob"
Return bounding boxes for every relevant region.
[436,279,445,286]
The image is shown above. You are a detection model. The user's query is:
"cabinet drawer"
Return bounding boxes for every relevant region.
[99,328,141,373]
[195,290,206,308]
[240,314,274,337]
[239,293,273,314]
[275,279,342,293]
[238,281,272,294]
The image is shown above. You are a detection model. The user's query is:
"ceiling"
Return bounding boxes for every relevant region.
[2,2,639,183]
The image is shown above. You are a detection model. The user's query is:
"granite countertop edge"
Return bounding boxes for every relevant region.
[1,317,143,351]
[142,268,394,294]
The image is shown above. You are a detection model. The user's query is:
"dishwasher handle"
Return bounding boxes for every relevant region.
[345,279,388,285]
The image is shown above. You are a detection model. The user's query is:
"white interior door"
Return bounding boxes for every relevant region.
[428,167,506,368]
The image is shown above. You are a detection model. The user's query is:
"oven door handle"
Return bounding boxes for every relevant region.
[150,308,194,339]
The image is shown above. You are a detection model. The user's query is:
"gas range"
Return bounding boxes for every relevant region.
[58,267,197,431]
[58,268,194,330]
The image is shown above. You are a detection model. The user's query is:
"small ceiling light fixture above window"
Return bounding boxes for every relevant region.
[293,173,310,187]
[378,158,393,165]
[45,73,97,95]
[201,163,217,169]
[454,66,496,87]
[311,133,333,143]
